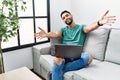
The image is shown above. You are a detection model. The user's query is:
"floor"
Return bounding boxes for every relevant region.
[31,69,45,80]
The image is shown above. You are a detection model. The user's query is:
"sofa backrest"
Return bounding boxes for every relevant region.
[50,28,110,61]
[105,28,120,64]
[50,38,62,56]
[83,28,110,61]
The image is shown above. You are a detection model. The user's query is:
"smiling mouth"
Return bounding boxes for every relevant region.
[66,19,71,23]
[65,18,73,25]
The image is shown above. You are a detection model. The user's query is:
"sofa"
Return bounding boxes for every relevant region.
[32,27,120,80]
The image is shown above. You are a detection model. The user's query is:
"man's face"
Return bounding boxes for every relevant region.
[61,12,73,25]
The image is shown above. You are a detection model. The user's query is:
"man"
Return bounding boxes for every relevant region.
[35,10,116,80]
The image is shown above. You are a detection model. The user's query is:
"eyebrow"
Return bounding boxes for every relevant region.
[62,13,71,20]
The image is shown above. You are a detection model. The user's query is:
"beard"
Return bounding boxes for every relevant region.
[65,18,73,25]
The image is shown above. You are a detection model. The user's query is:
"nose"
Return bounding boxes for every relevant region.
[64,17,69,21]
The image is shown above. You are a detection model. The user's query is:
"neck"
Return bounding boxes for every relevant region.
[68,22,76,28]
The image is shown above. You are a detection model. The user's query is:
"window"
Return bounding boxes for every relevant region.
[2,0,50,52]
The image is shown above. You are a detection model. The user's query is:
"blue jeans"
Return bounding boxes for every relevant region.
[52,52,90,80]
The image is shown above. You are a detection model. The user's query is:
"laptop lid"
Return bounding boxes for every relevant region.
[55,44,83,58]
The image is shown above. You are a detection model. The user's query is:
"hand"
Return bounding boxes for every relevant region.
[34,27,47,39]
[99,10,116,26]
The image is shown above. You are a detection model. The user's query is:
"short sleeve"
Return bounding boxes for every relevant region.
[81,24,86,33]
[60,27,65,33]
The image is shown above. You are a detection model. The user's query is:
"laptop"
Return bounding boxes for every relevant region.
[55,44,83,58]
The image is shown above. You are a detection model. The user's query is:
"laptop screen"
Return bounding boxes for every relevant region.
[55,44,83,58]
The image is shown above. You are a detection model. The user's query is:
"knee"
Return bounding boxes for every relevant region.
[55,57,64,65]
[88,54,93,64]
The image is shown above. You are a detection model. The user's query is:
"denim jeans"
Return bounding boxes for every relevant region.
[52,52,90,80]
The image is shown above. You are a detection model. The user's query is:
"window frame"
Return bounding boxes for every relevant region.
[2,0,50,52]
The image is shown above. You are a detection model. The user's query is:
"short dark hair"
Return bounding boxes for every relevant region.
[60,10,71,18]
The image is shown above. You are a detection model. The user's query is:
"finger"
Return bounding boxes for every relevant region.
[103,10,109,17]
[40,36,46,39]
[34,33,37,37]
[36,36,41,39]
[105,23,112,26]
[101,10,109,19]
[106,16,116,19]
[40,37,43,39]
[36,36,43,40]
[108,19,116,22]
[106,17,116,22]
[107,20,116,23]
[38,27,44,31]
[34,33,39,37]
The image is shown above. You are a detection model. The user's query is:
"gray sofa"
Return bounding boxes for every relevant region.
[32,27,120,80]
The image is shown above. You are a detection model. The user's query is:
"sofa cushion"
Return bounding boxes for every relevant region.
[105,29,120,64]
[39,55,54,80]
[64,71,74,80]
[83,28,110,60]
[74,61,120,80]
[39,55,54,72]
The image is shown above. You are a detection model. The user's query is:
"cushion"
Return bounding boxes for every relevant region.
[74,61,120,80]
[50,38,62,55]
[105,28,120,64]
[39,55,54,72]
[83,28,110,60]
[64,71,74,80]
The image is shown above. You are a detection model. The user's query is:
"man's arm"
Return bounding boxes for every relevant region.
[84,10,116,33]
[34,27,62,39]
[46,31,62,38]
[84,22,99,33]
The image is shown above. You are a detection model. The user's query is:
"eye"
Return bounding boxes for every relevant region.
[66,14,69,17]
[62,17,65,20]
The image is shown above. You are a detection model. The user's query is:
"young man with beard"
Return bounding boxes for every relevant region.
[35,10,116,80]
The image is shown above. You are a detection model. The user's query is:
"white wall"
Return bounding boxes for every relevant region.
[50,0,120,31]
[50,0,71,31]
[71,0,120,28]
[3,48,33,72]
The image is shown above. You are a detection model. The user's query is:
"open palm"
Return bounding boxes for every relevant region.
[34,27,47,39]
[99,10,116,26]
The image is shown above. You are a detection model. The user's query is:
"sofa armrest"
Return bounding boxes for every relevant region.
[40,47,51,55]
[32,43,50,75]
